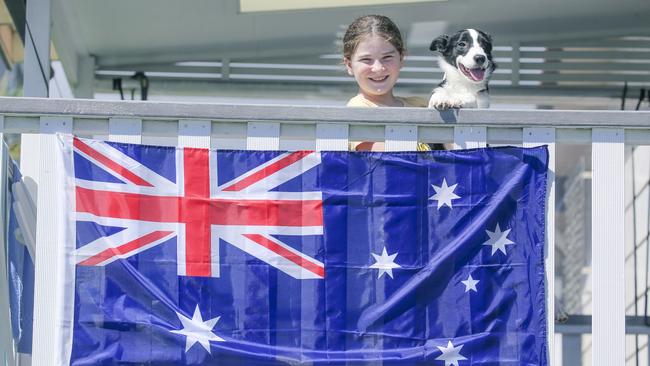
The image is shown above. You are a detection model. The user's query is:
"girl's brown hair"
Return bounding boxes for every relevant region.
[342,15,405,61]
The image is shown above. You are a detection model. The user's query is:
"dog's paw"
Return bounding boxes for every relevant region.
[428,97,463,110]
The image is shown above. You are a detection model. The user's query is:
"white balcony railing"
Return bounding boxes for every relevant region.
[1,97,649,366]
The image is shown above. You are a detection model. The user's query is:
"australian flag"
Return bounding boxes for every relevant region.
[60,135,548,365]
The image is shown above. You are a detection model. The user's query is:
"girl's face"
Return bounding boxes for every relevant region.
[345,35,404,99]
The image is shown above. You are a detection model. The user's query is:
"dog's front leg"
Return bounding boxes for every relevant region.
[476,91,490,108]
[428,88,463,110]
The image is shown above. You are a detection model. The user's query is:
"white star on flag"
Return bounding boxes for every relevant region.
[461,274,479,293]
[435,340,467,366]
[483,223,515,255]
[171,305,225,354]
[429,178,461,209]
[370,247,401,279]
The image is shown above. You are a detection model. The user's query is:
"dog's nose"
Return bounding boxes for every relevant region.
[474,55,486,64]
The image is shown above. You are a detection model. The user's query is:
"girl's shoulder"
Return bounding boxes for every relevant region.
[398,96,428,108]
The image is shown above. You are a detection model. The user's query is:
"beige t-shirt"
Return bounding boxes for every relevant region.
[346,95,428,108]
[347,95,430,151]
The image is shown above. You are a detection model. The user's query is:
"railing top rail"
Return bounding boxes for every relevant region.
[1,97,649,128]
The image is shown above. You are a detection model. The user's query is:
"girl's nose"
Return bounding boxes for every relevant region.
[371,60,385,72]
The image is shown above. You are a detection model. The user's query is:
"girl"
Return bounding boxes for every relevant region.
[342,15,430,151]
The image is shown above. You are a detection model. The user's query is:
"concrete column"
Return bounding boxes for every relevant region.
[73,55,95,99]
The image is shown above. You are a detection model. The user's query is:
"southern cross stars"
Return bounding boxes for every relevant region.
[435,340,467,366]
[461,274,479,293]
[483,223,515,256]
[171,305,225,354]
[370,247,401,279]
[429,178,461,210]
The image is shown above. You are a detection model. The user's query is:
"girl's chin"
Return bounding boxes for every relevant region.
[361,84,394,95]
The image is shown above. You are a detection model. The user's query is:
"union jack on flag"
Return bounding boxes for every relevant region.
[72,136,324,279]
[57,135,550,365]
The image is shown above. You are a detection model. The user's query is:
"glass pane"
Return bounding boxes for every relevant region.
[625,145,650,366]
[555,142,592,365]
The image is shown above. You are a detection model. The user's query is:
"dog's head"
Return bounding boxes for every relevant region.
[430,29,495,84]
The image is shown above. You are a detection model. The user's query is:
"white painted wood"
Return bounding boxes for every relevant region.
[19,133,41,202]
[246,122,280,150]
[212,122,247,150]
[3,98,650,127]
[385,125,417,151]
[31,117,72,366]
[488,127,523,145]
[419,126,453,146]
[453,126,487,149]
[349,125,384,142]
[280,124,316,151]
[591,128,625,366]
[141,120,179,147]
[315,124,348,151]
[178,119,211,148]
[108,118,142,143]
[524,127,556,366]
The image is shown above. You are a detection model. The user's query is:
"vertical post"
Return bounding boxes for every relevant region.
[453,126,486,149]
[31,117,73,365]
[385,125,417,151]
[221,58,230,80]
[73,55,96,99]
[24,0,51,98]
[247,122,280,150]
[511,42,520,87]
[524,127,556,364]
[591,128,625,366]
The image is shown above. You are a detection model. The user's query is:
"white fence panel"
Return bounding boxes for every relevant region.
[453,126,487,149]
[591,128,625,366]
[315,123,348,151]
[1,98,649,366]
[247,122,280,150]
[178,119,211,149]
[109,118,142,143]
[31,117,72,366]
[385,125,418,151]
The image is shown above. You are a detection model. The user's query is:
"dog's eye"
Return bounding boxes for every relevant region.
[457,42,467,48]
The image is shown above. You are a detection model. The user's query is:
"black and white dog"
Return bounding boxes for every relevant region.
[428,29,496,110]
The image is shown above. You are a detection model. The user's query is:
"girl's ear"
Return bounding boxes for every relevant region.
[344,58,354,76]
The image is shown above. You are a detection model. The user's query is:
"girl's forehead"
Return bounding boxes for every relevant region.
[354,35,399,55]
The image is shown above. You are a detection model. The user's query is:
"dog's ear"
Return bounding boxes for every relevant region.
[478,30,494,50]
[429,35,450,52]
[478,30,492,42]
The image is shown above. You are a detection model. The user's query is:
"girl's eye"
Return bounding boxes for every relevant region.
[383,55,394,60]
[359,58,372,63]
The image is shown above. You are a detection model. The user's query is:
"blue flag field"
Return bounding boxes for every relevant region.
[57,135,549,365]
